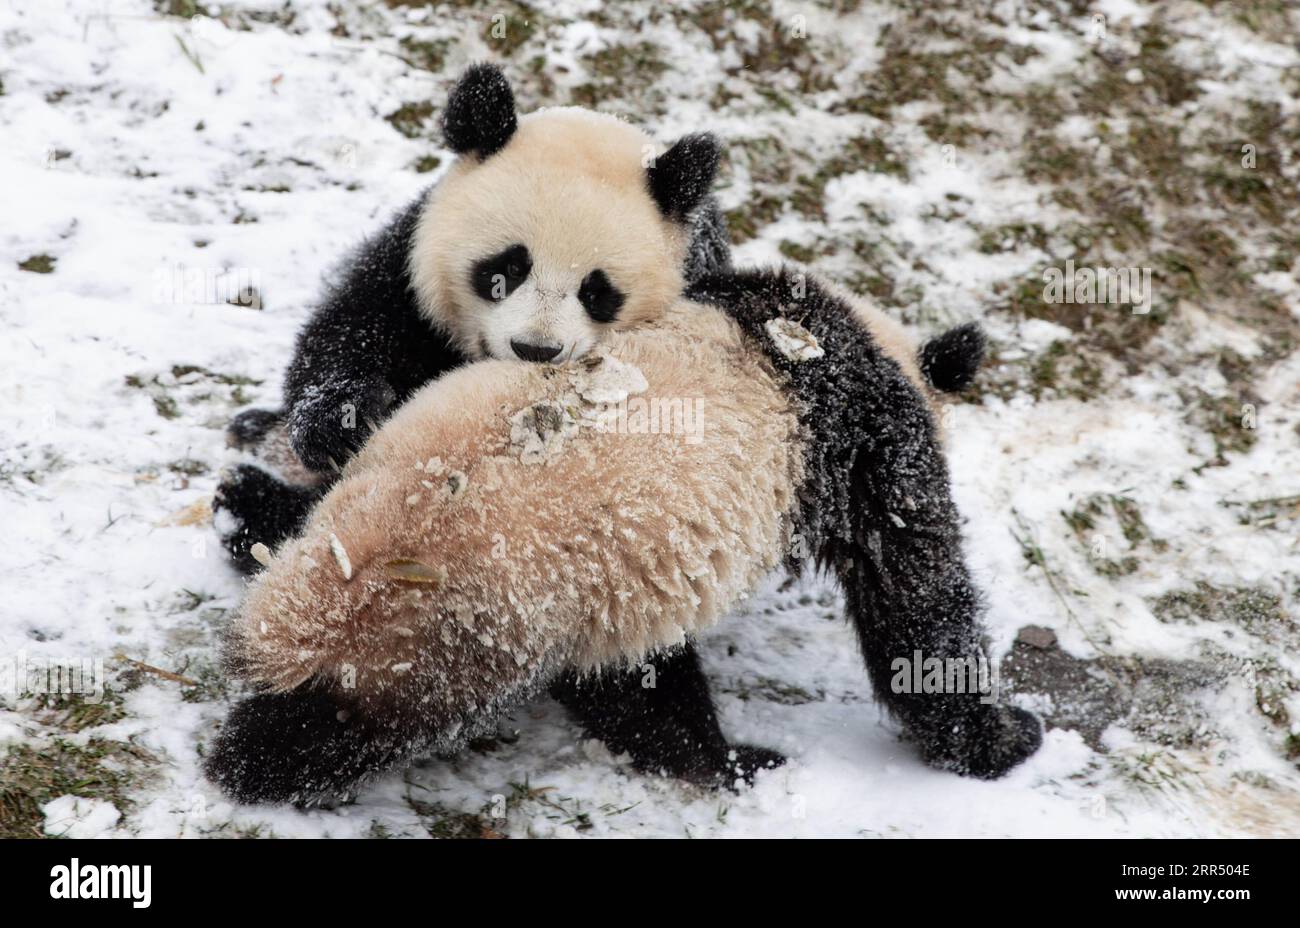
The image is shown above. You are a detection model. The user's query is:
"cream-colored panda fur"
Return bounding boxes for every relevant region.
[228,301,802,719]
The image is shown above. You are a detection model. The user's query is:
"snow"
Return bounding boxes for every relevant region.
[2,0,1298,838]
[43,795,122,839]
[764,317,825,362]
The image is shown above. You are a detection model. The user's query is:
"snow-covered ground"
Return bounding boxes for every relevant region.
[2,0,1298,838]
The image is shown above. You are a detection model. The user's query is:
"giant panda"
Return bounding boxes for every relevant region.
[205,267,1041,807]
[215,63,731,574]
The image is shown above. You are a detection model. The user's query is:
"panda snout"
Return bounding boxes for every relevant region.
[510,340,563,363]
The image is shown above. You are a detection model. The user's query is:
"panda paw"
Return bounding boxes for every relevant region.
[205,689,388,808]
[287,378,396,473]
[225,407,285,451]
[213,464,317,575]
[213,465,276,574]
[628,741,784,791]
[921,704,1042,780]
[725,744,787,788]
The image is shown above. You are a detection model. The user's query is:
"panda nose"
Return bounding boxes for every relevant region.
[510,340,562,363]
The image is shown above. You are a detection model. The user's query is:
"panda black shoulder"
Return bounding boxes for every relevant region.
[284,188,469,411]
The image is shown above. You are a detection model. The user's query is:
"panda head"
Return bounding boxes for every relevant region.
[409,64,721,364]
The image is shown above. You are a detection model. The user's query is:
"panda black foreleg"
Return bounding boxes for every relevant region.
[549,642,783,789]
[213,464,325,575]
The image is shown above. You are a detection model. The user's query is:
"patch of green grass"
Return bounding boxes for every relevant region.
[507,780,594,832]
[1108,748,1204,796]
[1018,338,1105,402]
[918,112,991,147]
[154,0,210,17]
[1220,493,1300,530]
[778,240,818,263]
[1112,495,1161,548]
[1153,582,1292,643]
[412,154,441,174]
[385,101,434,139]
[1181,387,1260,466]
[153,392,180,419]
[33,689,127,733]
[977,222,1049,255]
[1248,659,1296,728]
[397,35,451,72]
[725,195,783,243]
[689,0,832,95]
[789,174,828,222]
[171,588,216,613]
[733,136,792,187]
[570,42,668,109]
[1262,231,1300,274]
[1062,492,1166,576]
[19,254,56,274]
[1078,24,1201,117]
[169,364,260,386]
[0,738,153,839]
[482,2,538,57]
[1285,733,1300,761]
[405,794,499,838]
[176,658,231,704]
[840,269,899,306]
[125,366,261,420]
[831,135,910,182]
[1021,133,1091,185]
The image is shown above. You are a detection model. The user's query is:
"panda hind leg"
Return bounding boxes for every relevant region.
[549,641,783,790]
[833,415,1042,779]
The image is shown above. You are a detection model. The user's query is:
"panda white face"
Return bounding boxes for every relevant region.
[409,95,719,367]
[466,242,626,363]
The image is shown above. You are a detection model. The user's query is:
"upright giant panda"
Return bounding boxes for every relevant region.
[205,268,1040,806]
[215,63,731,573]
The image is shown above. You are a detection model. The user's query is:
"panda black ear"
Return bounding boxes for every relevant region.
[441,63,518,160]
[647,133,720,223]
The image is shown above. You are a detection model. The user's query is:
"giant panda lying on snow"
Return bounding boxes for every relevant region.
[207,266,1042,805]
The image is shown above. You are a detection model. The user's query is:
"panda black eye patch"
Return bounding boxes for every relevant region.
[578,269,625,323]
[472,244,531,302]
